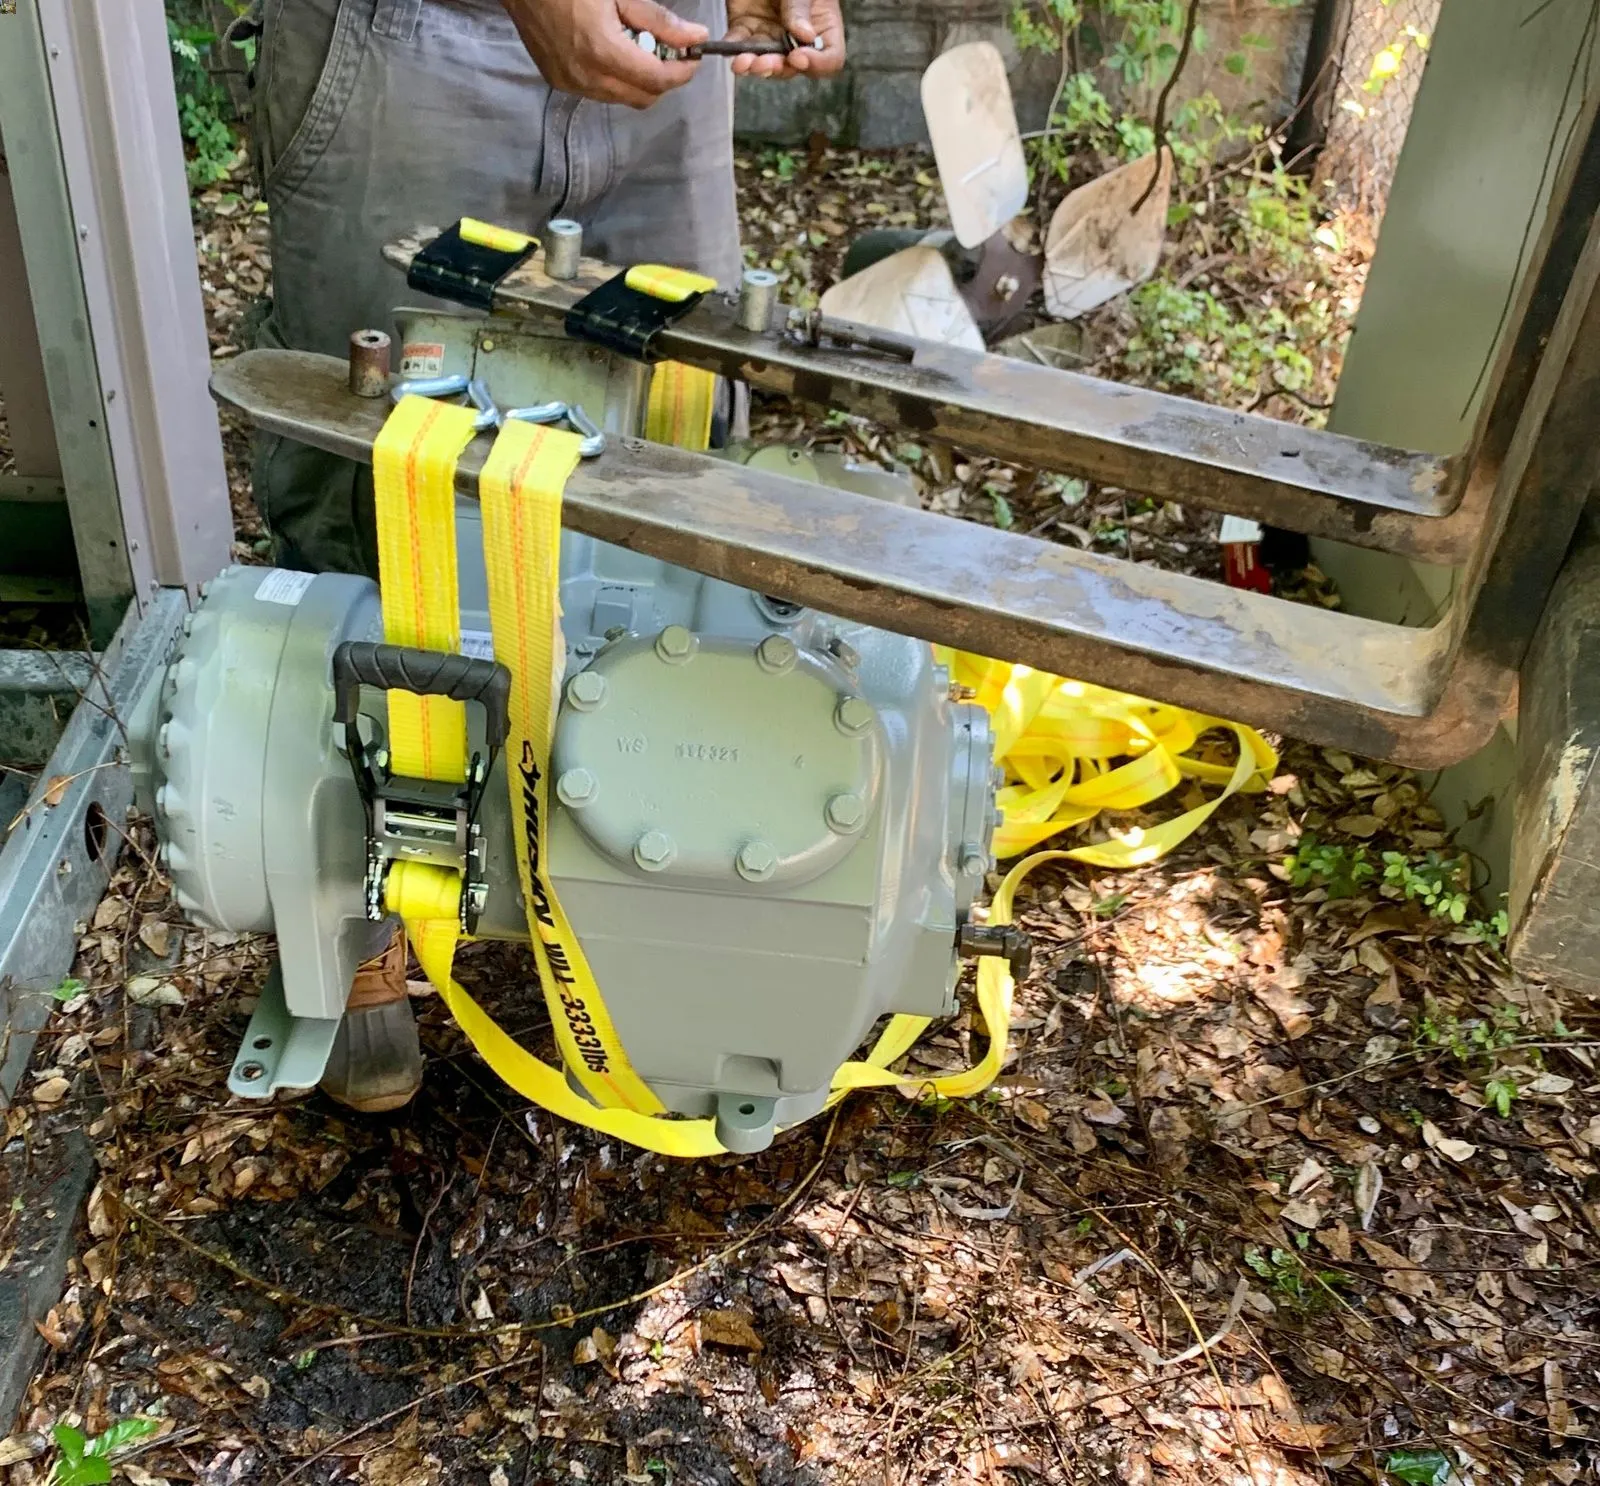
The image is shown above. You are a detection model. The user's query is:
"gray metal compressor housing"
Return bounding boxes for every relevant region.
[131,510,997,1152]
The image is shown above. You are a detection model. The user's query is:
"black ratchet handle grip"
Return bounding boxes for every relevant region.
[333,642,510,750]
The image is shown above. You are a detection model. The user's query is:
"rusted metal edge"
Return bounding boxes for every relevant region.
[382,238,1469,562]
[213,351,1510,767]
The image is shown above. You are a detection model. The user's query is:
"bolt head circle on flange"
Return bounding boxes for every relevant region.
[655,625,697,664]
[835,696,875,737]
[755,634,797,675]
[634,829,676,871]
[556,767,597,808]
[566,670,608,711]
[825,792,867,834]
[736,840,778,882]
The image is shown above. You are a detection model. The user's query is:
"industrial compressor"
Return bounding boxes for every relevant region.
[126,308,1007,1154]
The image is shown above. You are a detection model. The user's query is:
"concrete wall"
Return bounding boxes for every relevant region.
[734,0,1314,148]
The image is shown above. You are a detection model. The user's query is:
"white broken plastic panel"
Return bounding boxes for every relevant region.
[1219,515,1264,545]
[922,41,1029,250]
[819,245,986,352]
[1043,151,1173,320]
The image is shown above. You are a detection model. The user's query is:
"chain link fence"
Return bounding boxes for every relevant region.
[1316,0,1443,215]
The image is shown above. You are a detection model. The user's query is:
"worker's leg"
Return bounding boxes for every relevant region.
[250,0,742,1110]
[251,0,740,575]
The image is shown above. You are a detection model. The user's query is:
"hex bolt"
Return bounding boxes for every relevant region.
[959,843,986,876]
[634,829,676,871]
[755,634,797,675]
[566,670,609,711]
[347,329,392,398]
[655,625,697,664]
[154,785,169,815]
[545,218,583,280]
[237,1061,265,1083]
[825,792,867,834]
[835,696,875,737]
[736,840,778,882]
[556,767,597,808]
[738,268,780,333]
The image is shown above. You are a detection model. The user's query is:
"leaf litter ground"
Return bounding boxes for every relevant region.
[2,148,1596,1486]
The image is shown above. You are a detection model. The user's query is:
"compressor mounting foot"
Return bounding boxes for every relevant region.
[228,963,343,1099]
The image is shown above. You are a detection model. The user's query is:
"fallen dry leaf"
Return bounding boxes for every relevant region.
[1421,1120,1477,1162]
[1358,1235,1434,1299]
[699,1309,764,1353]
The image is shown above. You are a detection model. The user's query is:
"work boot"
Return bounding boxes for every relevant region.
[318,926,423,1114]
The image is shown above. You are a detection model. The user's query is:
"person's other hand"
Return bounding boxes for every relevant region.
[502,0,706,108]
[723,0,845,78]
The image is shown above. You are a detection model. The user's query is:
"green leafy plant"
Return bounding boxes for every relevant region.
[1483,1072,1519,1119]
[49,1418,161,1486]
[1380,849,1470,921]
[1385,1448,1451,1486]
[1282,834,1374,898]
[166,3,252,186]
[1243,1242,1345,1313]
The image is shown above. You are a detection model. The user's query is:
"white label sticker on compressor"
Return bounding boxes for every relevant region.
[255,569,316,607]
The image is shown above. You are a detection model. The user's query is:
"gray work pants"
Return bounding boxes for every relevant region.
[250,0,743,575]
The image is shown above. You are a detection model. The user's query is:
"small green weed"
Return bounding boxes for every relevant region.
[1283,834,1374,898]
[49,1418,160,1486]
[1243,1238,1345,1313]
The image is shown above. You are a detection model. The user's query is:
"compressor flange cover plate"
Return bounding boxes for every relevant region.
[550,628,882,888]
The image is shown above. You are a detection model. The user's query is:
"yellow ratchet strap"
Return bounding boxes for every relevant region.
[459,217,535,255]
[624,264,718,301]
[645,363,718,450]
[372,397,1277,1158]
[374,396,481,783]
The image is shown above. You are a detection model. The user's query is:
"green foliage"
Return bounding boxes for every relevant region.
[1380,849,1470,922]
[166,3,252,187]
[1385,1449,1451,1486]
[760,149,798,183]
[1282,833,1507,946]
[1416,1000,1525,1064]
[49,1418,160,1486]
[1243,1241,1345,1313]
[1283,834,1374,898]
[1011,0,1337,415]
[50,976,85,1002]
[1483,1072,1519,1118]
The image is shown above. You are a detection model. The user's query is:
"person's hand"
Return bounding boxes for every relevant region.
[502,0,706,108]
[723,0,845,78]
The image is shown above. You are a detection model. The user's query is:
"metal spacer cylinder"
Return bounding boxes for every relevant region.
[545,219,583,280]
[348,329,392,398]
[737,268,780,334]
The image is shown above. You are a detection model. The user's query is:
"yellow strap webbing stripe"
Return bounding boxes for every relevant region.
[373,395,480,783]
[645,363,717,451]
[478,419,665,1116]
